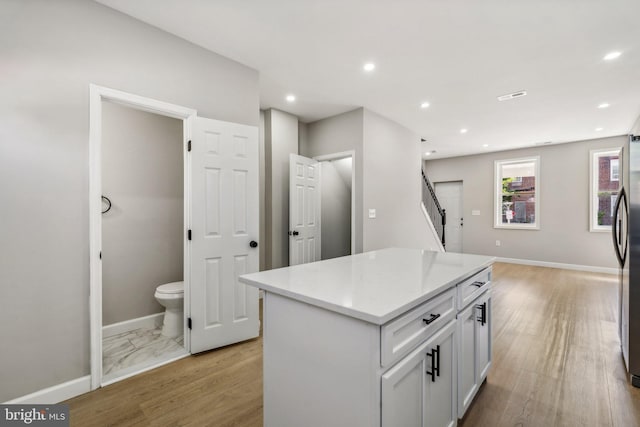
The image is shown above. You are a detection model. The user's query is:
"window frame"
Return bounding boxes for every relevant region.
[590,148,622,232]
[494,156,540,230]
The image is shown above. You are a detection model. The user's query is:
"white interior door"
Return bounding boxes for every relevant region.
[189,117,259,353]
[289,154,321,265]
[435,181,463,253]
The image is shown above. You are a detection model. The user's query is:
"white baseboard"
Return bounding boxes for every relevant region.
[103,313,164,338]
[495,257,618,275]
[4,376,91,404]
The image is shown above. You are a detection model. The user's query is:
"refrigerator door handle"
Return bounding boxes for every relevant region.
[612,187,628,268]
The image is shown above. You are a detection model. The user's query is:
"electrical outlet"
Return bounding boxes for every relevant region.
[368,209,376,219]
[496,240,501,247]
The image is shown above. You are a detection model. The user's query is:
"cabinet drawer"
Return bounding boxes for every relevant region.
[457,267,491,310]
[381,288,456,367]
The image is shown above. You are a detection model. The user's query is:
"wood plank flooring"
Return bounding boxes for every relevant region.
[66,263,640,426]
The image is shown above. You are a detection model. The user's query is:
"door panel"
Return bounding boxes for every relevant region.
[190,117,259,353]
[289,154,321,265]
[477,292,492,381]
[457,303,477,416]
[381,342,426,427]
[425,321,457,427]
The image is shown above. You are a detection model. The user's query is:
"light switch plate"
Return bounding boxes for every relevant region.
[472,210,481,216]
[368,209,376,219]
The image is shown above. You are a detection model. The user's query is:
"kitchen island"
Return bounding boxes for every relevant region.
[240,248,495,427]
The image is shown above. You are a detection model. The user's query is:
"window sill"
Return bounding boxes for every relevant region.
[494,224,540,230]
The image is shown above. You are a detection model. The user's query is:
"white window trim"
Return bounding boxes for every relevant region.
[590,148,622,232]
[494,156,540,230]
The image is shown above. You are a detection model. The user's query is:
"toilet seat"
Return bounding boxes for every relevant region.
[156,281,184,295]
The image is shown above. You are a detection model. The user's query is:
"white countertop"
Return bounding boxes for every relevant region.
[239,248,494,325]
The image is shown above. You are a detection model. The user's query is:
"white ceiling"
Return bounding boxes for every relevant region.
[96,0,640,159]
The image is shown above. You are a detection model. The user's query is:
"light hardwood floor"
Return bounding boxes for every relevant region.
[66,263,640,426]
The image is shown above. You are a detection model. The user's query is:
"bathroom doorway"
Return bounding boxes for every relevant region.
[100,100,188,384]
[89,85,261,390]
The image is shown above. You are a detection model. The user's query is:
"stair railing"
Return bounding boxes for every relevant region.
[421,169,446,248]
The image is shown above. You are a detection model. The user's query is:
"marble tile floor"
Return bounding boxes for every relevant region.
[102,326,186,383]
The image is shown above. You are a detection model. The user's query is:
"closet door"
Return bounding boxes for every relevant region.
[189,117,259,353]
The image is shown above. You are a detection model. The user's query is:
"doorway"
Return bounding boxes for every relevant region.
[435,181,463,253]
[89,85,260,390]
[288,151,355,265]
[100,100,188,384]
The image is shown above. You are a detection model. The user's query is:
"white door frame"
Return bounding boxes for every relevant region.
[313,151,356,255]
[88,84,197,390]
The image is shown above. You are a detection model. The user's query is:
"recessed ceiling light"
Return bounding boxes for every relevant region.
[424,152,431,156]
[460,128,468,134]
[595,127,604,131]
[482,144,489,148]
[420,102,430,109]
[363,63,376,72]
[604,51,622,61]
[286,94,296,102]
[598,103,610,109]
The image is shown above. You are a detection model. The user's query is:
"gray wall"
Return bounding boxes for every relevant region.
[102,102,183,326]
[424,136,628,268]
[263,109,299,269]
[321,159,352,259]
[0,0,258,402]
[301,108,365,253]
[301,108,440,254]
[362,110,440,251]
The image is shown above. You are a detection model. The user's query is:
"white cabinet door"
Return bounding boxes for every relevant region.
[189,117,260,353]
[456,302,478,417]
[476,291,492,381]
[289,154,321,265]
[424,320,457,427]
[381,341,426,427]
[457,290,492,418]
[382,320,457,427]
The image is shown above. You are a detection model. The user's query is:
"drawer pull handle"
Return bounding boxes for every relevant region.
[472,281,486,288]
[423,313,441,325]
[475,302,487,325]
[425,345,440,382]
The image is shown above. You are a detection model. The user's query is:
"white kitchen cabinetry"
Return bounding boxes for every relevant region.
[240,248,494,427]
[382,320,457,427]
[457,285,492,418]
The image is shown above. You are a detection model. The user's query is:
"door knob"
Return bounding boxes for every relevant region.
[289,230,299,236]
[250,240,258,248]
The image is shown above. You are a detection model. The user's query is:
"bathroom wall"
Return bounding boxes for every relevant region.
[0,0,259,402]
[321,158,352,260]
[102,101,184,326]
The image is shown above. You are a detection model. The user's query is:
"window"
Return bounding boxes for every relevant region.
[590,148,621,231]
[495,157,540,229]
[611,158,620,181]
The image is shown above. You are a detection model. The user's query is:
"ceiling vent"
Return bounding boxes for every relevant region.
[497,91,527,101]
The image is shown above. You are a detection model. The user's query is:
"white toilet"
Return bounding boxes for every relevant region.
[154,281,184,338]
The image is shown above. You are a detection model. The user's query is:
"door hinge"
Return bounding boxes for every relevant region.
[187,317,192,330]
[99,251,102,260]
[187,140,192,152]
[632,135,640,142]
[187,229,192,241]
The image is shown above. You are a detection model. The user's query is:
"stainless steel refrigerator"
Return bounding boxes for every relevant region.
[613,134,640,387]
